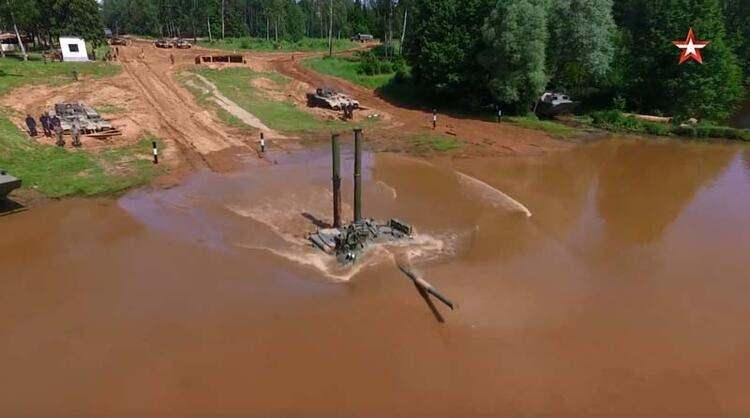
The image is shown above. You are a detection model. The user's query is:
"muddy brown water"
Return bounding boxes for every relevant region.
[2,137,750,417]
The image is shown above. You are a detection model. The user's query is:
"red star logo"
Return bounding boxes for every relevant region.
[673,28,710,64]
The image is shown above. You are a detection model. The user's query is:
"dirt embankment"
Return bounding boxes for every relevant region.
[267,54,570,156]
[3,39,570,183]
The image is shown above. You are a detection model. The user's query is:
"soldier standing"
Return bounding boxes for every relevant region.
[40,112,52,137]
[25,114,38,136]
[432,109,437,129]
[259,132,266,154]
[54,124,64,147]
[50,114,61,129]
[170,53,175,65]
[71,120,81,147]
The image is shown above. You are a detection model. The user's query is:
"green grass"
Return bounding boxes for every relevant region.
[92,42,111,61]
[0,116,164,197]
[0,57,120,96]
[0,57,155,198]
[411,133,463,152]
[590,110,750,141]
[198,37,359,53]
[186,67,352,133]
[304,56,395,89]
[506,115,579,138]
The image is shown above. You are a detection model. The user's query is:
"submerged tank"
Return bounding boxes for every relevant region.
[0,169,21,199]
[536,92,579,117]
[309,219,413,265]
[307,88,360,111]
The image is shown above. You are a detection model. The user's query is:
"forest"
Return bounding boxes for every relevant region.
[1,0,749,121]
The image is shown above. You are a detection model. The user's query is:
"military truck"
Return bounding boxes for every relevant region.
[351,34,374,42]
[0,169,21,200]
[536,92,579,117]
[306,88,360,111]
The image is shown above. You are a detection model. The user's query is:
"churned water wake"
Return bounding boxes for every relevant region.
[455,172,532,217]
[227,199,454,282]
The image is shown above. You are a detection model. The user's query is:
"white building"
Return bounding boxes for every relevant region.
[59,37,89,62]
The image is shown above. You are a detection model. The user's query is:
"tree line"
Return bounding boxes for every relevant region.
[99,0,404,43]
[2,0,748,120]
[0,0,104,50]
[406,0,748,121]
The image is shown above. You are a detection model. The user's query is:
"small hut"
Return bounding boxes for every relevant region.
[59,37,89,62]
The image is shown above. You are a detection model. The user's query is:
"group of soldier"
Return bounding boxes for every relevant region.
[25,112,81,147]
[104,47,120,62]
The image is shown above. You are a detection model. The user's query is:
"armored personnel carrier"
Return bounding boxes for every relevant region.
[50,103,116,134]
[536,92,579,117]
[110,37,130,46]
[174,39,192,49]
[307,88,360,111]
[154,39,174,48]
[0,169,21,199]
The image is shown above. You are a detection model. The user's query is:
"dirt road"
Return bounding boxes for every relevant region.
[267,53,568,156]
[119,43,257,171]
[4,40,569,176]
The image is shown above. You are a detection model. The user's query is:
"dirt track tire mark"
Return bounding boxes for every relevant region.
[120,49,251,171]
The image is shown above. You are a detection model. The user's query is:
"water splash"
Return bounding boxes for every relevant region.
[455,171,532,217]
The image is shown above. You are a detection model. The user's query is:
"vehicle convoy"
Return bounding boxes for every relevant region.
[536,91,579,117]
[306,88,360,111]
[0,169,21,200]
[174,39,192,49]
[154,39,173,48]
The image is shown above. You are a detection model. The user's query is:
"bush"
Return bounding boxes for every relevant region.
[591,110,750,141]
[356,51,399,76]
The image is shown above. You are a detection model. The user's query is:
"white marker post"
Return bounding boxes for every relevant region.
[152,141,158,164]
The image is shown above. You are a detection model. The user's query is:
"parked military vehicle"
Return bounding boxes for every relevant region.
[154,39,173,48]
[110,37,130,46]
[351,33,374,42]
[306,88,360,111]
[50,103,118,135]
[174,39,192,49]
[0,169,21,200]
[536,92,579,117]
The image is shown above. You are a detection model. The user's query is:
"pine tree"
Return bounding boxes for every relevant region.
[480,0,548,112]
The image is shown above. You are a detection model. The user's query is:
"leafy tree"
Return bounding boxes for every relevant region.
[405,0,494,99]
[616,0,743,120]
[286,0,305,41]
[722,0,750,82]
[548,0,616,95]
[480,0,548,111]
[49,0,104,45]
